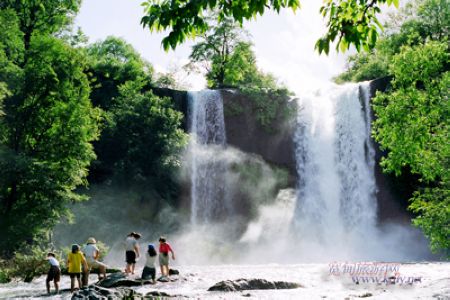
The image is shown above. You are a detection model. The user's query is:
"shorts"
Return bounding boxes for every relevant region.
[159,253,169,266]
[87,259,106,270]
[141,266,156,280]
[46,266,61,282]
[69,272,81,279]
[126,250,136,264]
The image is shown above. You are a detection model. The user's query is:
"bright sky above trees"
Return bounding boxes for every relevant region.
[75,0,372,92]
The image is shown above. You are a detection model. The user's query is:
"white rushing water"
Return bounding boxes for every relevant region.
[2,263,449,299]
[188,90,231,224]
[293,83,378,255]
[184,84,431,262]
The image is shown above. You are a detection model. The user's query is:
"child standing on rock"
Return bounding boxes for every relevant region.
[158,236,175,280]
[67,244,88,292]
[45,252,61,294]
[141,244,157,283]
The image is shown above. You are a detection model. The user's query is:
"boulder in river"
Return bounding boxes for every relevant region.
[71,285,141,299]
[208,278,303,292]
[97,272,152,288]
[145,290,174,298]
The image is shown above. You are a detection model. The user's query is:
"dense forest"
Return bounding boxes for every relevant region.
[0,0,448,283]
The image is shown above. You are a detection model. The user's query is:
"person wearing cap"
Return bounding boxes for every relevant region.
[67,244,88,292]
[158,236,175,279]
[83,237,107,282]
[141,244,157,283]
[124,232,141,275]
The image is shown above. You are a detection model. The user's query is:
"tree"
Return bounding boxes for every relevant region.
[188,21,293,130]
[86,36,154,110]
[97,80,187,200]
[0,9,23,94]
[154,63,192,90]
[188,15,248,87]
[140,0,399,53]
[0,36,100,256]
[372,41,449,254]
[0,9,23,116]
[222,42,281,89]
[334,0,449,83]
[187,16,280,90]
[0,0,81,52]
[0,2,101,256]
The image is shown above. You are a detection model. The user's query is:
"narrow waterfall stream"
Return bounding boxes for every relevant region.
[188,90,231,224]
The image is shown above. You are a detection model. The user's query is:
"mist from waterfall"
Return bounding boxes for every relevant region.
[188,90,231,225]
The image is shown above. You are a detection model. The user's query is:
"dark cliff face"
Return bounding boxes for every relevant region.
[220,89,297,176]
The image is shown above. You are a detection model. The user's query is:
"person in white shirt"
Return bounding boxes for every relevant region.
[83,237,107,281]
[124,232,141,275]
[141,244,157,283]
[45,252,60,294]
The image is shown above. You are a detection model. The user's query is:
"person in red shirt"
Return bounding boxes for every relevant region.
[158,236,175,278]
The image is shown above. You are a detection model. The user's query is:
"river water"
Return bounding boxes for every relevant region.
[0,262,449,299]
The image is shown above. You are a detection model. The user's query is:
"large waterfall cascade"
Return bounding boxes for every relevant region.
[294,82,378,249]
[186,85,431,261]
[188,90,231,224]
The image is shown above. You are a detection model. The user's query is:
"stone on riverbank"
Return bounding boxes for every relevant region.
[207,278,303,292]
[169,269,179,275]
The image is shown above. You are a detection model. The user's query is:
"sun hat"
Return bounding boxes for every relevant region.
[87,237,97,244]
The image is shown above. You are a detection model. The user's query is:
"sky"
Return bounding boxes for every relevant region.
[75,1,368,93]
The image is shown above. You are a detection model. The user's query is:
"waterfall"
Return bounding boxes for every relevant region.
[188,90,231,224]
[294,82,377,249]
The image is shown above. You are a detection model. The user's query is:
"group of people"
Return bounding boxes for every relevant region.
[124,232,175,283]
[45,237,107,294]
[45,233,175,294]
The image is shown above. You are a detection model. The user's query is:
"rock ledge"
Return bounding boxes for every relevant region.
[208,278,303,292]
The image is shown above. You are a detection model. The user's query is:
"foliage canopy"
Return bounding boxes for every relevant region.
[141,0,399,53]
[86,36,154,110]
[188,15,248,88]
[95,80,187,200]
[0,0,99,256]
[372,41,449,254]
[0,35,100,255]
[335,0,449,83]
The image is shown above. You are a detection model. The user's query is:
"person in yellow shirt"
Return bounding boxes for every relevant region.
[67,244,88,292]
